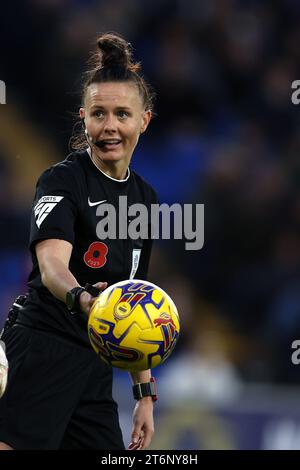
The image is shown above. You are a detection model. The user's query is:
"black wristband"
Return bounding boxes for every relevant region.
[132,377,158,402]
[66,287,86,315]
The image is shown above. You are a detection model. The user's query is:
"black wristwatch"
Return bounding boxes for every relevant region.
[66,287,86,315]
[132,377,158,402]
[66,284,102,316]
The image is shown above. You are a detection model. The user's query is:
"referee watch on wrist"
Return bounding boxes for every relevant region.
[66,284,102,316]
[66,287,86,315]
[132,377,158,402]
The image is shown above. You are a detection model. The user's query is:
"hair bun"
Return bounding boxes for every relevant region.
[97,33,132,70]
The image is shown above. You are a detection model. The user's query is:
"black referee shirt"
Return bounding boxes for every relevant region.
[19,149,158,347]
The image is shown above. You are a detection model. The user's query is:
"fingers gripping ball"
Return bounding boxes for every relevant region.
[88,280,180,371]
[0,341,8,398]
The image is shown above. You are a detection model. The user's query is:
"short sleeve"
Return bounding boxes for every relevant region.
[29,165,79,254]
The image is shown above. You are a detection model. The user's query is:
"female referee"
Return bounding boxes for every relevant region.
[0,33,158,450]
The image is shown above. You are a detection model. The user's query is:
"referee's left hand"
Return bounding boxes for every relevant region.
[0,341,8,399]
[129,397,154,450]
[79,282,108,316]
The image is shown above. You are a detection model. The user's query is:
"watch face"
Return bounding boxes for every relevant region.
[66,291,75,310]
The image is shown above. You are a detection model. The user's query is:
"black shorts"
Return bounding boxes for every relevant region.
[0,325,125,450]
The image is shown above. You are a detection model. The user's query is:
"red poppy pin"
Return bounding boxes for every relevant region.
[84,241,108,269]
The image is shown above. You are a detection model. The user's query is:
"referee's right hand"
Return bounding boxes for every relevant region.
[79,282,108,316]
[0,340,8,399]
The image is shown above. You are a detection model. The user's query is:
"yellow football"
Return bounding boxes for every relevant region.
[88,279,180,371]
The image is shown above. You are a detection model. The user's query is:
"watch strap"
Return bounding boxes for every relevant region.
[132,377,158,402]
[67,287,86,315]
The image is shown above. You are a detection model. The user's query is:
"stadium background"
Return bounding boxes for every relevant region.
[1,0,300,449]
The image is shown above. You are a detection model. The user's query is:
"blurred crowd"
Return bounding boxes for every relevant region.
[1,0,300,395]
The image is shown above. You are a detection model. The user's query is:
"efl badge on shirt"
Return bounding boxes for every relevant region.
[34,196,64,228]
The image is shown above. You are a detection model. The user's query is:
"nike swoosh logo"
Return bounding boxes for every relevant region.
[88,197,107,207]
